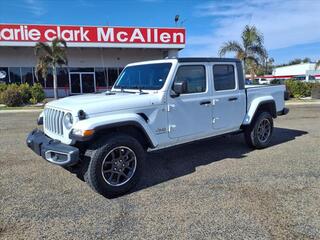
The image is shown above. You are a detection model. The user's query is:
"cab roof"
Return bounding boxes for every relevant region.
[177,57,241,63]
[126,57,241,67]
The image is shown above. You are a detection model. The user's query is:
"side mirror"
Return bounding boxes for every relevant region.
[171,80,187,97]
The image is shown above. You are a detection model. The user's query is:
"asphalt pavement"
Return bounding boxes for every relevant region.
[0,105,319,239]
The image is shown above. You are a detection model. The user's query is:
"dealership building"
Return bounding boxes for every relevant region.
[0,24,185,97]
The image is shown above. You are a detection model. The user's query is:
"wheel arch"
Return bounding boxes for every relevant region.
[93,121,157,149]
[242,97,277,126]
[71,112,159,149]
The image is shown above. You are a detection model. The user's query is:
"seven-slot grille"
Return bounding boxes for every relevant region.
[44,108,65,135]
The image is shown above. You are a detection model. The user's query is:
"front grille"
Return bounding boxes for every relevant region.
[44,108,65,135]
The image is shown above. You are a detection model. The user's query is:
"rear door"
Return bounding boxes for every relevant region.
[167,64,213,139]
[211,63,246,131]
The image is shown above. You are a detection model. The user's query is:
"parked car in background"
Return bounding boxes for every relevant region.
[258,78,272,84]
[27,57,289,198]
[245,79,253,85]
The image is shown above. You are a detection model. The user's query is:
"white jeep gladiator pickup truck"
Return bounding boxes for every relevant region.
[27,57,289,198]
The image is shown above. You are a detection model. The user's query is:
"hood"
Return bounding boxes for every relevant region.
[46,91,163,116]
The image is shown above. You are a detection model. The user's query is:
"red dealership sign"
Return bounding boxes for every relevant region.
[0,24,185,49]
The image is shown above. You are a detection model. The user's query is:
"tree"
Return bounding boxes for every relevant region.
[264,57,274,75]
[288,58,303,65]
[302,57,311,63]
[219,25,267,80]
[34,38,68,99]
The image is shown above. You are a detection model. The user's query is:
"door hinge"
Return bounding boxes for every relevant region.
[212,117,220,124]
[167,104,175,112]
[168,124,176,132]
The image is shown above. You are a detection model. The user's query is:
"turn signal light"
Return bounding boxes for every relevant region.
[72,128,95,137]
[82,130,94,136]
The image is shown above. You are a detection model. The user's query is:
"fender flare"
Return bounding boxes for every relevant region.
[70,113,158,148]
[242,96,276,125]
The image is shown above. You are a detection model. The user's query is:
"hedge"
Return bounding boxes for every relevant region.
[0,84,23,107]
[284,79,320,98]
[0,83,45,107]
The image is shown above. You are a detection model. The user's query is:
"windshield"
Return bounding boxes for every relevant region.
[114,63,172,90]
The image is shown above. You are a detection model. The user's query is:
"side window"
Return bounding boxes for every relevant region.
[213,65,236,91]
[173,65,206,94]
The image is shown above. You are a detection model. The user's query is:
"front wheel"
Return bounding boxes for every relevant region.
[84,133,145,198]
[244,111,274,149]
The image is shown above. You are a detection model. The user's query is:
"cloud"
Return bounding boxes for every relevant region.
[183,0,320,58]
[23,0,46,16]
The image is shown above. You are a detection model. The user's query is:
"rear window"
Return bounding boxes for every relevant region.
[213,65,236,91]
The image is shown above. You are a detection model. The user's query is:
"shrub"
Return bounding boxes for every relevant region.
[0,83,8,104]
[0,83,7,93]
[285,79,312,98]
[30,83,45,103]
[19,83,32,104]
[1,84,23,107]
[311,83,320,99]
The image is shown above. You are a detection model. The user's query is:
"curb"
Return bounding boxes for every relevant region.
[285,101,320,106]
[0,109,43,113]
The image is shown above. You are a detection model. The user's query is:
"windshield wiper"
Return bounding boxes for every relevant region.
[131,86,148,94]
[113,86,148,94]
[108,88,136,94]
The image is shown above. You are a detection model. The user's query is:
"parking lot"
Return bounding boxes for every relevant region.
[0,105,319,240]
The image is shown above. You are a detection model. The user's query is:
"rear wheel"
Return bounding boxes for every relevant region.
[84,133,145,198]
[244,111,274,149]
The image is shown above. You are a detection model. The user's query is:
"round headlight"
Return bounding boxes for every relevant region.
[63,113,73,130]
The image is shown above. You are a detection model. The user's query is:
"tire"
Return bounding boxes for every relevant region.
[84,133,145,198]
[244,111,274,149]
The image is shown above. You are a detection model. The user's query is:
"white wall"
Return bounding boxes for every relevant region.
[273,63,316,76]
[0,46,177,67]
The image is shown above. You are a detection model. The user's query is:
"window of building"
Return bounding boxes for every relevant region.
[108,68,119,88]
[33,68,45,87]
[57,68,69,88]
[213,65,236,91]
[9,67,22,84]
[173,65,206,93]
[69,67,94,72]
[95,68,107,90]
[21,67,34,85]
[0,67,9,83]
[45,68,53,88]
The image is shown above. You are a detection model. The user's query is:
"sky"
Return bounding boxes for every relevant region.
[0,0,320,64]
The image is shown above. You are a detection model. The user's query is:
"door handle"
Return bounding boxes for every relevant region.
[228,97,238,101]
[200,100,211,105]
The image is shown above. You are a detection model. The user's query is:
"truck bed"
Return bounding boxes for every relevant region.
[245,84,286,113]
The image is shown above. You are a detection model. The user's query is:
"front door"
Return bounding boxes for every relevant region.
[168,64,213,139]
[70,72,96,94]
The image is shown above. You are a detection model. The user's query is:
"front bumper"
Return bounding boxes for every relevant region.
[26,129,79,167]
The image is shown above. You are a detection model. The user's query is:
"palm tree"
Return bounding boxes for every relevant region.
[219,25,267,81]
[264,57,274,75]
[34,38,68,99]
